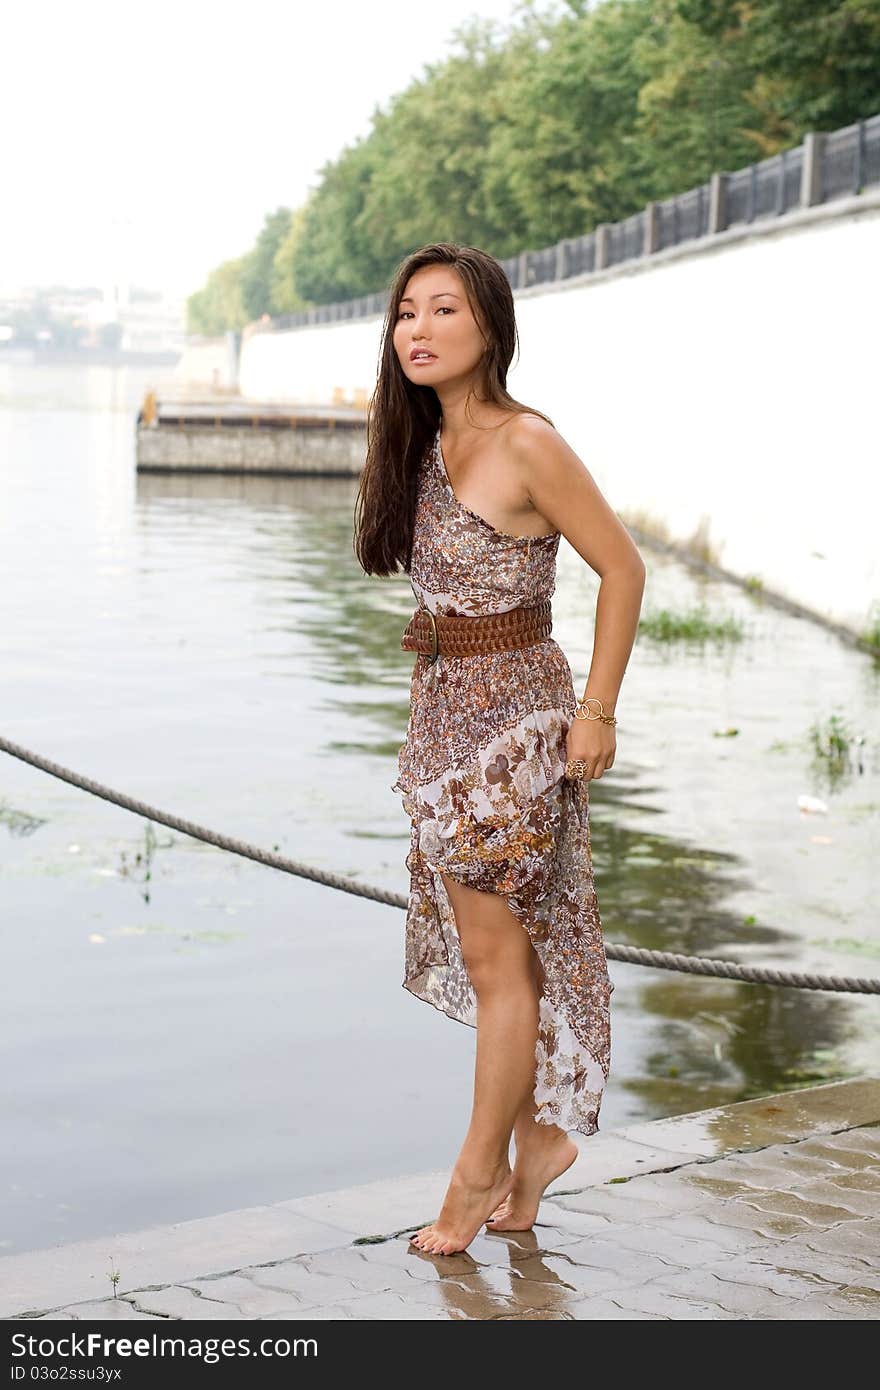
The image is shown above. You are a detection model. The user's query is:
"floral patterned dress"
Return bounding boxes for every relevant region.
[391,425,613,1137]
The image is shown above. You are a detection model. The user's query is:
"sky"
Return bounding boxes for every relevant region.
[4,0,536,300]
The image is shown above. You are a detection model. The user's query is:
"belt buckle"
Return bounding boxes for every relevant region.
[424,609,439,663]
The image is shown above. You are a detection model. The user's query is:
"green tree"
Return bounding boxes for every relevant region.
[186,257,248,335]
[189,0,880,311]
[240,207,293,320]
[291,15,517,302]
[742,0,880,133]
[483,0,653,247]
[674,1,880,143]
[291,136,388,303]
[271,206,310,312]
[631,0,768,193]
[357,19,518,256]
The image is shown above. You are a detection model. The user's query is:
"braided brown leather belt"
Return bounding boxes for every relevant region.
[400,599,553,661]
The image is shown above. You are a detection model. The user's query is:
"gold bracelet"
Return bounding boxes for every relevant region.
[574,696,617,725]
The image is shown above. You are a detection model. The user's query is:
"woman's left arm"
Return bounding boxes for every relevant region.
[509,416,647,781]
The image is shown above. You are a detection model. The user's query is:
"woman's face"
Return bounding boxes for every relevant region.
[393,265,486,390]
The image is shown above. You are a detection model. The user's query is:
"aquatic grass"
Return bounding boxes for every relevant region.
[117,821,176,904]
[860,599,880,656]
[808,936,880,961]
[638,603,743,645]
[807,712,856,763]
[0,800,47,836]
[620,507,672,544]
[806,711,866,793]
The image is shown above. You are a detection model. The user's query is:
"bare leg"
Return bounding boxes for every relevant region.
[484,946,579,1232]
[409,871,540,1256]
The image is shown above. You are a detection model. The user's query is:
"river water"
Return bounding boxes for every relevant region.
[1,362,877,1256]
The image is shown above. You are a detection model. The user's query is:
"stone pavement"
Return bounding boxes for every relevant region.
[3,1076,879,1321]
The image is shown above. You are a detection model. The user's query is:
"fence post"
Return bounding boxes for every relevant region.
[554,239,567,281]
[517,250,529,289]
[775,148,785,214]
[708,172,727,234]
[594,223,609,270]
[643,202,659,254]
[855,119,866,193]
[800,131,827,207]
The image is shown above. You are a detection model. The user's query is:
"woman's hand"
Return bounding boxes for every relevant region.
[565,715,616,781]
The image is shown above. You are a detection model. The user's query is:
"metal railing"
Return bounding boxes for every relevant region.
[267,111,880,332]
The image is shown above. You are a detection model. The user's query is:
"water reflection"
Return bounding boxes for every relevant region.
[1,364,877,1255]
[109,465,880,1116]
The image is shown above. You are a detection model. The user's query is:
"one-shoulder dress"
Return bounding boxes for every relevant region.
[391,425,613,1137]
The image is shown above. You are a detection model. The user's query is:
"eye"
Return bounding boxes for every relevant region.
[397,306,454,320]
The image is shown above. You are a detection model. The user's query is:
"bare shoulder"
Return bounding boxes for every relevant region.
[504,411,583,481]
[505,412,562,453]
[502,411,646,578]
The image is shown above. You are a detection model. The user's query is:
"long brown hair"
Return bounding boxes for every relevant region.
[352,241,553,577]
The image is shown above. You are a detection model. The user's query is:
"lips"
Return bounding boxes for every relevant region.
[410,349,436,361]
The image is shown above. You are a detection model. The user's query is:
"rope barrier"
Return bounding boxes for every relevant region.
[2,732,878,996]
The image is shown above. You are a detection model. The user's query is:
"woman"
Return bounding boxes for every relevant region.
[353,242,645,1256]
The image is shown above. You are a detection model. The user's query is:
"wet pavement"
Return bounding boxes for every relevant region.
[4,1075,879,1321]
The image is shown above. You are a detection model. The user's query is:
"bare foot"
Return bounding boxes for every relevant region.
[484,1131,578,1232]
[410,1162,513,1256]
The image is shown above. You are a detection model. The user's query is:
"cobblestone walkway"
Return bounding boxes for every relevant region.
[5,1077,879,1320]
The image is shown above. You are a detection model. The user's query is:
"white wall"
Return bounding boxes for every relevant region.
[174,337,236,393]
[238,201,880,633]
[240,316,378,408]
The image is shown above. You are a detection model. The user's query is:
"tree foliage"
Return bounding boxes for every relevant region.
[192,0,880,327]
[186,257,249,336]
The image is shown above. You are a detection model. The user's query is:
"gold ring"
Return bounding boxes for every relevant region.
[564,759,592,780]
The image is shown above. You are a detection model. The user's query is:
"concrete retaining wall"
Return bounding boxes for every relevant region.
[136,422,365,475]
[236,194,880,634]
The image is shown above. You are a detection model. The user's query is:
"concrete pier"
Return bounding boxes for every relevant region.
[135,399,366,477]
[3,1076,878,1321]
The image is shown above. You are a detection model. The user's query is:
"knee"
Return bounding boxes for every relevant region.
[463,948,536,1000]
[462,952,496,996]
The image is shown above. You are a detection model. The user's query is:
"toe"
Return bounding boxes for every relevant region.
[486,1198,512,1223]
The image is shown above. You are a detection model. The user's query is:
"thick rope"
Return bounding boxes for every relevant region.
[2,733,878,995]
